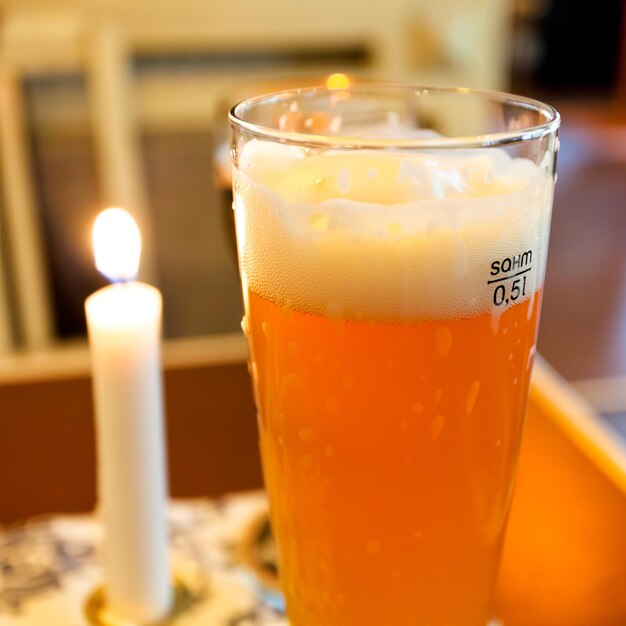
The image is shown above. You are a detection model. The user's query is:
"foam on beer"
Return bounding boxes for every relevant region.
[234,139,552,322]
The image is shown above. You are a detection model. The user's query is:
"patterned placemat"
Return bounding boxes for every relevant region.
[0,492,286,626]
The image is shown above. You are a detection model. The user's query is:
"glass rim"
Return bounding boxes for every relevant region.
[229,84,560,150]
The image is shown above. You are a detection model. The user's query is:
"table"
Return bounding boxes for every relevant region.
[0,492,286,626]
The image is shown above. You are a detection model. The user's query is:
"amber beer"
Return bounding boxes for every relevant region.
[230,86,558,626]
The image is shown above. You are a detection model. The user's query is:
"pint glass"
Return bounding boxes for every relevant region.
[229,86,559,626]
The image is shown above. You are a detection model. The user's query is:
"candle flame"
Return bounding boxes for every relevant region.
[326,73,350,90]
[93,208,141,282]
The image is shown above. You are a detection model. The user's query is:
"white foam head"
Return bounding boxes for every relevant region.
[233,139,553,322]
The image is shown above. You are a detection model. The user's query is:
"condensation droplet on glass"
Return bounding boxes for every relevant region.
[329,116,342,133]
[366,540,381,554]
[324,445,334,457]
[288,342,298,357]
[527,292,535,321]
[431,414,445,440]
[311,213,329,230]
[400,420,408,430]
[434,388,442,404]
[262,321,270,337]
[325,398,339,413]
[391,571,401,578]
[413,530,423,540]
[411,402,424,415]
[304,117,314,130]
[289,100,298,113]
[368,167,378,178]
[298,426,315,442]
[435,327,452,357]
[513,377,519,385]
[338,169,350,194]
[314,177,326,189]
[465,381,480,415]
[496,439,502,447]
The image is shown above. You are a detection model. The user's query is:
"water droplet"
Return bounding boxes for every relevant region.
[314,177,326,189]
[338,169,350,194]
[329,116,342,133]
[411,402,424,415]
[325,398,339,413]
[311,213,329,230]
[513,377,519,385]
[262,321,270,337]
[391,571,401,578]
[413,530,423,540]
[324,445,334,457]
[435,327,452,357]
[366,540,381,554]
[434,388,442,404]
[288,342,298,357]
[419,373,427,381]
[302,454,313,469]
[277,435,285,446]
[240,316,249,336]
[368,167,378,178]
[496,439,502,447]
[400,420,408,430]
[431,414,445,440]
[465,381,480,415]
[289,101,298,113]
[319,559,330,572]
[281,299,292,319]
[298,427,315,442]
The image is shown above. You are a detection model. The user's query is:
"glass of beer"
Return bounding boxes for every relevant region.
[229,86,559,626]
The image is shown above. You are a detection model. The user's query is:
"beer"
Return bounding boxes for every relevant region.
[230,87,558,626]
[248,288,541,626]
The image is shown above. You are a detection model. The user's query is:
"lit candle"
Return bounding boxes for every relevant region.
[85,208,172,623]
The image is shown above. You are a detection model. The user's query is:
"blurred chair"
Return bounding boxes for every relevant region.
[0,0,512,354]
[0,7,156,352]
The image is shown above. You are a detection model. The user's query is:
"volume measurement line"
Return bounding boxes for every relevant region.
[487,267,532,285]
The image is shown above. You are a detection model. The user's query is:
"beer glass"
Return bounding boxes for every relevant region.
[229,86,559,626]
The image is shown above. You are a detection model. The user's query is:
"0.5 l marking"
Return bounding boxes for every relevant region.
[488,250,533,307]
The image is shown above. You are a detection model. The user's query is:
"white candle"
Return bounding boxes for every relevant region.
[85,208,172,623]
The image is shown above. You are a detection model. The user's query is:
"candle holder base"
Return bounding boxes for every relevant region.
[85,578,194,626]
